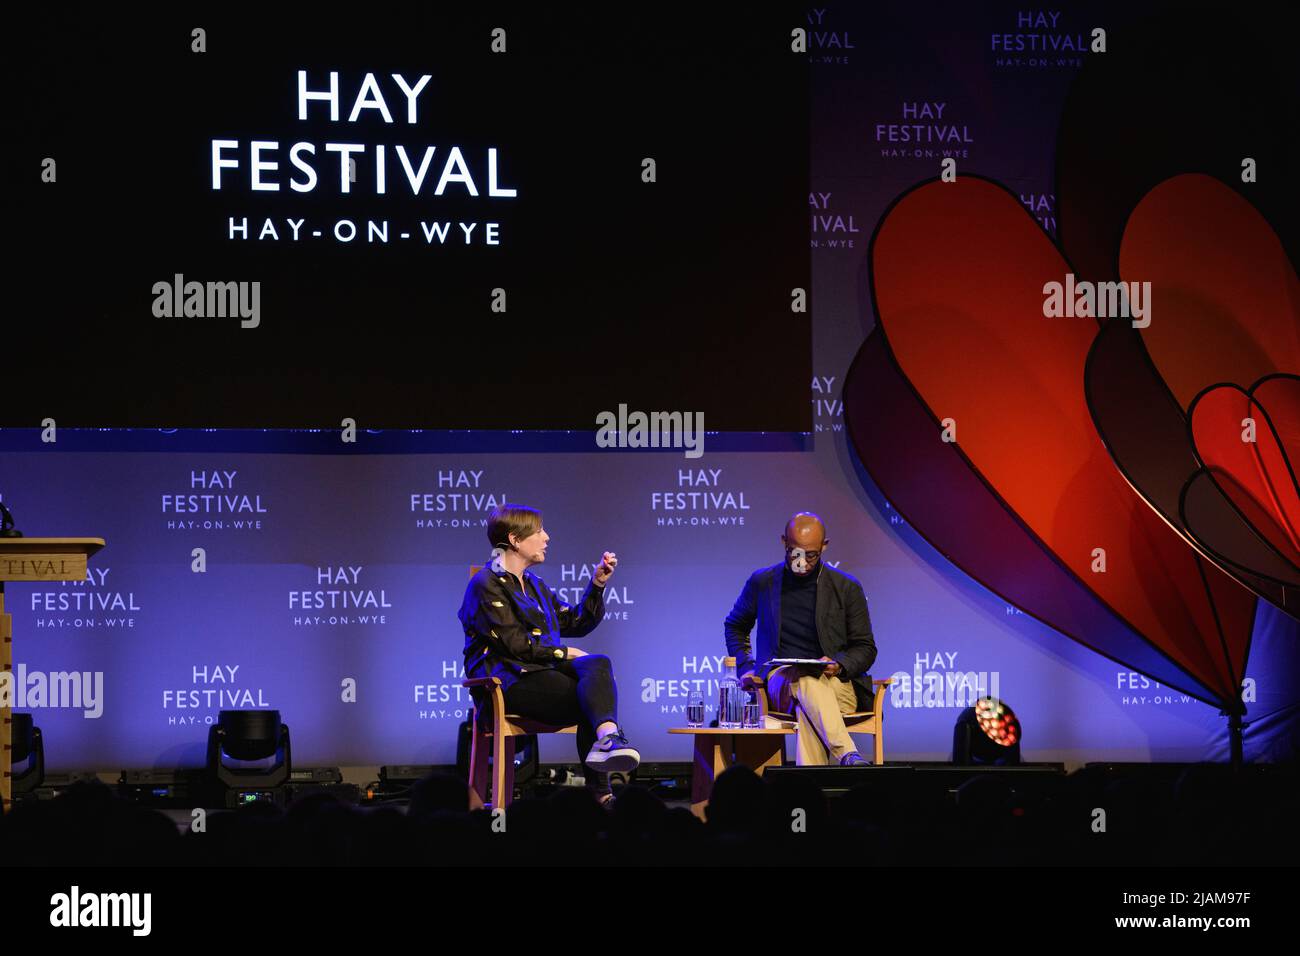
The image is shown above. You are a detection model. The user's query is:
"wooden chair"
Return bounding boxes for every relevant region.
[755,673,895,764]
[460,563,579,808]
[462,676,578,809]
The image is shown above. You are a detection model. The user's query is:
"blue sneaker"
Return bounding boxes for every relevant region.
[839,751,870,766]
[586,728,640,773]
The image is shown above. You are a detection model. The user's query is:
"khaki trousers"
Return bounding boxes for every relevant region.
[765,665,860,765]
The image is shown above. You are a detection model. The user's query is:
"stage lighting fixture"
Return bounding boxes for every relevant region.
[953,697,1022,765]
[10,712,45,794]
[205,709,292,807]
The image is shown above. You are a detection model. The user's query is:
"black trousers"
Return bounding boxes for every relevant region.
[502,654,619,786]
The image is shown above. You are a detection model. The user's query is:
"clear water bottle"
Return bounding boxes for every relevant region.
[686,686,705,727]
[718,656,743,729]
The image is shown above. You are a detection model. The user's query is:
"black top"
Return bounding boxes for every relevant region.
[777,563,821,660]
[458,563,605,692]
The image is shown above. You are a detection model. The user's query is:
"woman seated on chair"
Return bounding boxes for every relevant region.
[457,502,640,803]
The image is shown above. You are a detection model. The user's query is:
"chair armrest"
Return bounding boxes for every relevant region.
[871,679,891,718]
[463,676,505,729]
[750,675,771,717]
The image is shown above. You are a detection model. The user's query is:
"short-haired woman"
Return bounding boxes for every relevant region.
[458,503,640,804]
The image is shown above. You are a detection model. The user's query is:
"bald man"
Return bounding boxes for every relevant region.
[723,512,878,765]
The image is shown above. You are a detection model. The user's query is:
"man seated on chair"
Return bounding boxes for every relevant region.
[723,511,878,766]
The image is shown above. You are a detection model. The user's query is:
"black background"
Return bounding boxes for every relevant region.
[11,3,810,430]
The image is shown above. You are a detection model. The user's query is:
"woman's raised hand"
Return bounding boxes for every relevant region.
[593,551,618,586]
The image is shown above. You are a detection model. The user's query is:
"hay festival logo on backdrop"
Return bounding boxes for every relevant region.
[990,10,1096,69]
[209,71,520,248]
[875,101,975,163]
[408,469,508,532]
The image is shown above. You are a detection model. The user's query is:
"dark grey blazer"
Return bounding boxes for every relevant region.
[724,562,878,709]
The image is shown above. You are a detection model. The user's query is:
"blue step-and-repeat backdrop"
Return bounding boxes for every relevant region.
[3,430,1296,770]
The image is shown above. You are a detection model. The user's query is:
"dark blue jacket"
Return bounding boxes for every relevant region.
[724,562,878,708]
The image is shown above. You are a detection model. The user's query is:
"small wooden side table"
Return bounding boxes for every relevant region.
[667,726,795,820]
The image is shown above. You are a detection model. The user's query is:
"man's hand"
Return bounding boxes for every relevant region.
[593,551,618,587]
[740,670,760,691]
[820,655,841,677]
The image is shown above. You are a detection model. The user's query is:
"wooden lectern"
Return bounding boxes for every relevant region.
[0,538,104,813]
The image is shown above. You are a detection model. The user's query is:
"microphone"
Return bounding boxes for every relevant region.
[0,500,21,537]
